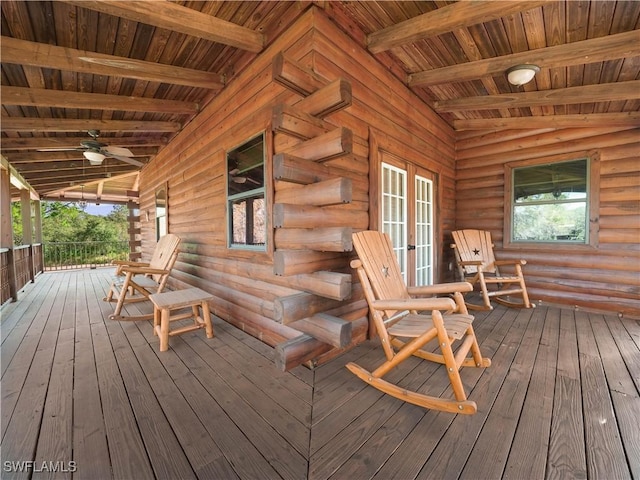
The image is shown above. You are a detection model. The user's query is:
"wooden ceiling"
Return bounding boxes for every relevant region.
[2,1,639,203]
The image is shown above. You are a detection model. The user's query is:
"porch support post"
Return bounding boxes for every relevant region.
[20,189,35,282]
[33,200,44,274]
[0,167,18,302]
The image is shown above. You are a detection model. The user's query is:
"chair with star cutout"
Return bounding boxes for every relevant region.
[348,230,491,414]
[451,229,534,311]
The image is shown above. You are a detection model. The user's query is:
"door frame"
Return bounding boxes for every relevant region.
[368,128,441,286]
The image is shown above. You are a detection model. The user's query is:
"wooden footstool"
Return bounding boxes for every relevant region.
[149,287,214,352]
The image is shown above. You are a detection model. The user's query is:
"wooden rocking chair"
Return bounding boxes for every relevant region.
[104,233,181,321]
[451,229,533,310]
[349,231,491,414]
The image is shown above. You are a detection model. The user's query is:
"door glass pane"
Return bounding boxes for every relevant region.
[381,162,406,281]
[415,176,433,286]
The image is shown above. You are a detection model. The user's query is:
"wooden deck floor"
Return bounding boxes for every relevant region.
[1,269,639,480]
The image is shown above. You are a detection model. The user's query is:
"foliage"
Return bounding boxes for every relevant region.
[513,193,587,242]
[39,202,129,244]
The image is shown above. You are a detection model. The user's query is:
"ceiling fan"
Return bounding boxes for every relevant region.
[39,130,144,167]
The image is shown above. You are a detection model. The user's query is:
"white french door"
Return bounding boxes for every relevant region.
[381,157,434,286]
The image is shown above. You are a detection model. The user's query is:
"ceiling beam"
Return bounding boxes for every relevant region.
[0,137,168,150]
[434,80,640,111]
[64,0,265,53]
[23,170,138,189]
[12,161,141,173]
[1,86,200,115]
[5,148,156,163]
[0,36,225,89]
[409,30,640,87]
[1,118,181,133]
[453,112,640,130]
[367,1,548,54]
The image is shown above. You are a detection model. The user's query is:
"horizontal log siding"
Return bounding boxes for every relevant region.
[455,127,640,316]
[309,12,457,281]
[136,7,459,356]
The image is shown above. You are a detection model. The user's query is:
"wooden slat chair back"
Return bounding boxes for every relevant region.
[104,234,181,321]
[451,229,534,310]
[348,230,491,414]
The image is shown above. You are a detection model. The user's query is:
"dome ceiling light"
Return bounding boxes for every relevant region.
[506,64,540,86]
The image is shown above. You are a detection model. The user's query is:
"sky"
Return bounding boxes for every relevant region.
[84,203,117,216]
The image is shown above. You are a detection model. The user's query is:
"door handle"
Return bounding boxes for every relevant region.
[407,244,416,251]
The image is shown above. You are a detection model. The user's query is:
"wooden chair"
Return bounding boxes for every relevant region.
[349,230,491,414]
[104,233,181,321]
[451,229,534,310]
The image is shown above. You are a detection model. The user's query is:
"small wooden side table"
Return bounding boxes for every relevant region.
[149,287,214,352]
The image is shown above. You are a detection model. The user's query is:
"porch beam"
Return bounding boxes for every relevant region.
[0,118,181,133]
[0,36,225,89]
[64,0,264,53]
[5,149,156,164]
[434,81,640,112]
[409,30,640,87]
[1,86,199,115]
[367,1,547,54]
[453,112,640,130]
[0,137,168,151]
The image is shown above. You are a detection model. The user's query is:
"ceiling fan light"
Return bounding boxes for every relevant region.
[83,150,106,165]
[506,64,540,86]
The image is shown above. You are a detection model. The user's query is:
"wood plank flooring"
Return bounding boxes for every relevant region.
[1,269,638,479]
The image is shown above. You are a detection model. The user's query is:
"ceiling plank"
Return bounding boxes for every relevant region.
[0,137,168,150]
[434,80,640,111]
[453,112,640,130]
[1,86,200,114]
[409,30,640,86]
[0,36,225,89]
[1,118,181,133]
[64,0,265,53]
[367,1,548,54]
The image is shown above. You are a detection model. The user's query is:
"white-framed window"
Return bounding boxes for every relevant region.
[227,133,266,250]
[415,175,433,286]
[381,162,407,280]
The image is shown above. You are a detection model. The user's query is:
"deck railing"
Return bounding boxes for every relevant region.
[1,244,44,305]
[44,241,130,271]
[1,241,129,305]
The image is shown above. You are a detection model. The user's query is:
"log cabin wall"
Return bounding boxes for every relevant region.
[455,127,640,316]
[136,6,458,368]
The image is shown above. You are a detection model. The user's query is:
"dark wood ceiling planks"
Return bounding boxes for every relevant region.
[1,0,639,201]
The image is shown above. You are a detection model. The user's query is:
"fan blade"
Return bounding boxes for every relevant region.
[37,147,83,152]
[105,153,144,167]
[103,145,134,156]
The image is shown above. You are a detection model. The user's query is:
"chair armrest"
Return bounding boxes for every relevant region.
[494,259,527,266]
[113,260,150,267]
[121,266,169,276]
[371,297,457,312]
[407,282,473,296]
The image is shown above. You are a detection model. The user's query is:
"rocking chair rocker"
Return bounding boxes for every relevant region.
[451,229,534,311]
[349,231,491,414]
[104,233,181,321]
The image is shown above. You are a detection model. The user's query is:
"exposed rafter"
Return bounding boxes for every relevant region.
[64,0,265,53]
[4,149,157,164]
[409,30,640,87]
[1,118,182,133]
[453,112,640,130]
[0,137,168,151]
[367,1,547,54]
[0,36,225,89]
[434,81,640,112]
[1,87,200,115]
